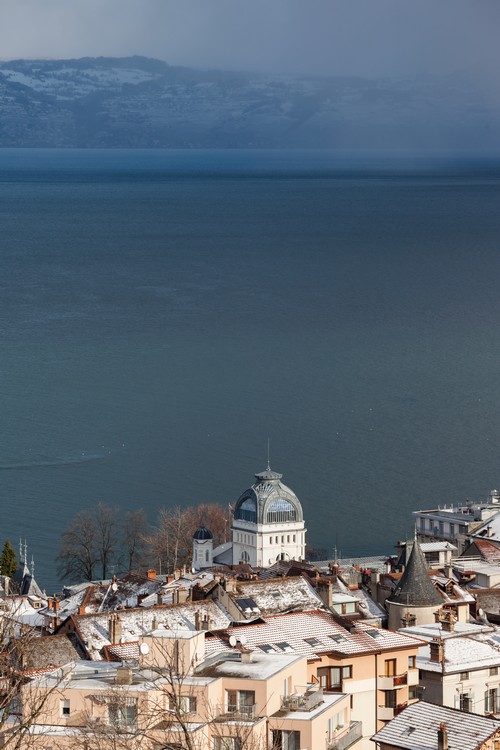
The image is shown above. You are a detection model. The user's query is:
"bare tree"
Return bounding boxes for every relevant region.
[57,509,98,581]
[122,509,148,574]
[145,503,230,575]
[57,503,119,582]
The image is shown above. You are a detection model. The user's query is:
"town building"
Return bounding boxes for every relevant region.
[210,465,307,568]
[8,628,358,750]
[372,700,500,750]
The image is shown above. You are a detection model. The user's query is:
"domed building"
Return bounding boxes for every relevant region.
[192,524,213,571]
[230,465,306,567]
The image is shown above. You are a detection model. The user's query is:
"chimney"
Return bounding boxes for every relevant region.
[240,648,253,664]
[147,569,157,580]
[115,666,133,685]
[202,615,210,631]
[488,526,494,538]
[195,611,202,631]
[152,615,158,631]
[109,614,116,643]
[156,592,163,605]
[438,723,448,750]
[53,597,60,613]
[441,610,455,633]
[174,569,181,580]
[430,639,444,663]
[47,596,53,610]
[176,587,188,604]
[114,615,123,643]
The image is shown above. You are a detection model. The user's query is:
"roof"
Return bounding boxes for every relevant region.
[388,539,442,607]
[16,633,86,670]
[372,700,500,750]
[228,576,325,616]
[417,635,500,674]
[193,524,213,541]
[69,599,232,660]
[464,538,500,563]
[205,610,422,659]
[420,541,457,553]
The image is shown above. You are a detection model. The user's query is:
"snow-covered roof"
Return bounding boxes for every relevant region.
[372,701,500,750]
[71,599,231,660]
[421,541,457,552]
[228,576,324,616]
[205,610,422,659]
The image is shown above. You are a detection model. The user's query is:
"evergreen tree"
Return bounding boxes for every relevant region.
[0,539,18,577]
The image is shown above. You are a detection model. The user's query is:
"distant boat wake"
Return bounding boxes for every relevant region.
[0,452,106,471]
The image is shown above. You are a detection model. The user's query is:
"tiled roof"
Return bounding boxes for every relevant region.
[388,540,442,607]
[229,576,325,616]
[205,610,422,659]
[372,700,500,750]
[103,641,140,662]
[71,599,231,660]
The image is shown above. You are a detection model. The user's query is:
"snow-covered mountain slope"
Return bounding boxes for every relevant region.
[0,56,497,149]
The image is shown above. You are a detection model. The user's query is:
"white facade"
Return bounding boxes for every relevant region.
[231,467,306,567]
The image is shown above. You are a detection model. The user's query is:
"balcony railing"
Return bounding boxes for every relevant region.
[280,687,324,712]
[215,704,257,721]
[378,672,408,690]
[327,721,363,750]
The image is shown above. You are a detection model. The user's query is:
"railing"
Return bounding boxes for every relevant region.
[394,702,407,716]
[378,673,407,690]
[215,703,257,721]
[280,687,324,712]
[327,721,363,750]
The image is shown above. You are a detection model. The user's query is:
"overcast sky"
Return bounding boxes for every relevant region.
[1,0,499,80]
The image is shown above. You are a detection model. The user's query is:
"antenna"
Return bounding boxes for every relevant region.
[267,437,270,470]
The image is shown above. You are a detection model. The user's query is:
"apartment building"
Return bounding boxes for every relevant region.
[6,628,355,750]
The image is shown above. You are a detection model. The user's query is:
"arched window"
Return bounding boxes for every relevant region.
[266,498,297,524]
[205,549,210,562]
[241,551,250,563]
[235,494,257,523]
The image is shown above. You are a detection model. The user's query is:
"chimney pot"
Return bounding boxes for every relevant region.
[147,569,157,580]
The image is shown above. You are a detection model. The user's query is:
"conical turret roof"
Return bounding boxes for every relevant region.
[388,538,442,607]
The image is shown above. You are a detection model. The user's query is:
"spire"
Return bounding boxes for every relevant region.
[388,538,442,606]
[267,437,271,471]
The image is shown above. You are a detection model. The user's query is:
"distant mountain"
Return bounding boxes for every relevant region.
[0,56,498,149]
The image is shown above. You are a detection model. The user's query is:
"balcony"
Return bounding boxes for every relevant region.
[378,673,407,690]
[215,703,257,721]
[280,686,324,712]
[327,720,363,750]
[378,703,407,721]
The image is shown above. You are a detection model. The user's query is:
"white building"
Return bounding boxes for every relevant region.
[230,465,306,567]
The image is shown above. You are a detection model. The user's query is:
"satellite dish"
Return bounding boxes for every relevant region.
[111,583,118,592]
[229,635,237,647]
[238,635,248,646]
[140,643,150,655]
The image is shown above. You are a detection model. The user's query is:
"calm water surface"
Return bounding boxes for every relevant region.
[1,149,500,591]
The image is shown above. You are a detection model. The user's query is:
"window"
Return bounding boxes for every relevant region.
[259,644,275,653]
[213,740,241,750]
[409,686,418,700]
[491,667,499,676]
[276,642,293,652]
[408,655,416,669]
[235,494,257,523]
[108,700,138,727]
[271,730,300,750]
[304,637,320,647]
[168,695,197,714]
[287,535,290,543]
[275,536,279,544]
[460,671,469,681]
[269,537,273,544]
[60,699,70,717]
[385,659,397,677]
[459,693,472,712]
[293,535,296,542]
[485,689,500,713]
[318,665,351,690]
[266,498,297,524]
[366,629,381,639]
[385,690,397,709]
[225,689,255,718]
